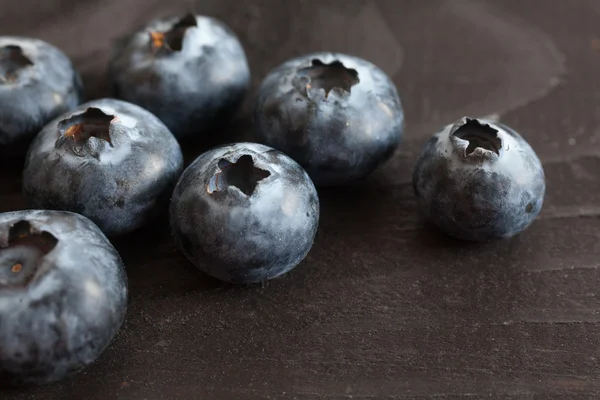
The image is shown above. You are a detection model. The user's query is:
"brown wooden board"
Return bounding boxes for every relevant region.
[1,0,599,398]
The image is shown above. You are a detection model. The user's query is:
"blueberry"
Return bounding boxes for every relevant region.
[22,98,184,237]
[413,117,546,241]
[169,142,319,284]
[0,210,127,386]
[253,52,404,186]
[0,36,83,154]
[109,13,250,141]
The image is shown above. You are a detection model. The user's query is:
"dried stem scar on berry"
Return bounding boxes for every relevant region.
[149,13,197,53]
[55,107,115,148]
[296,59,359,98]
[0,220,58,289]
[0,45,33,84]
[450,117,502,157]
[207,155,271,196]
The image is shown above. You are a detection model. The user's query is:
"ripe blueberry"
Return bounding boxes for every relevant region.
[169,142,319,284]
[23,98,184,236]
[413,117,546,241]
[254,52,404,186]
[109,13,250,141]
[0,36,82,154]
[0,210,127,386]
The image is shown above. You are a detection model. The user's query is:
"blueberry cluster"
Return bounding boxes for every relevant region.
[0,13,545,386]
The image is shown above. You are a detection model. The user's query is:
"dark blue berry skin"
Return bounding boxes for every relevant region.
[0,36,83,155]
[413,117,546,241]
[22,98,184,237]
[0,210,127,387]
[253,52,404,186]
[170,142,319,284]
[109,14,250,141]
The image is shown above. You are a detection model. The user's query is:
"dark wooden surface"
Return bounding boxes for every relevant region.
[2,0,600,398]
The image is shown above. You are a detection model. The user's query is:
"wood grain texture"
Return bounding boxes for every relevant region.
[1,0,599,398]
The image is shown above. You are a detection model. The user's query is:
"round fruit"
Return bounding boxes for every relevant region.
[170,142,319,283]
[0,210,127,386]
[23,98,184,236]
[413,117,545,241]
[254,52,404,186]
[109,13,250,141]
[0,36,82,153]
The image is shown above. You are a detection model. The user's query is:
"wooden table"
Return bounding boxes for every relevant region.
[2,0,599,398]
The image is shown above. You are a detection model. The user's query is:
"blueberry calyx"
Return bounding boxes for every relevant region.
[149,13,197,53]
[0,220,58,289]
[207,154,271,197]
[450,117,503,159]
[296,59,360,98]
[0,45,33,84]
[55,107,115,150]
